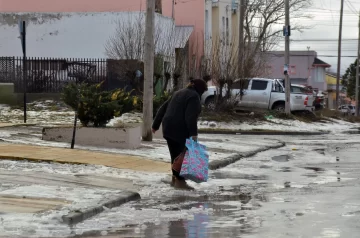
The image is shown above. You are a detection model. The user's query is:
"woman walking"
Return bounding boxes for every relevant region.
[152,79,208,189]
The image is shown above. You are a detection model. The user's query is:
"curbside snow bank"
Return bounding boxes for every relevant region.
[62,191,141,225]
[209,142,286,170]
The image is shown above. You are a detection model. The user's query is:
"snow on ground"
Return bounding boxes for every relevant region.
[1,100,359,132]
[199,117,360,133]
[0,100,74,125]
[0,159,217,237]
[0,126,281,163]
[0,183,126,238]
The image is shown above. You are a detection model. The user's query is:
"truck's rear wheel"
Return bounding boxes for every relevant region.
[273,103,285,113]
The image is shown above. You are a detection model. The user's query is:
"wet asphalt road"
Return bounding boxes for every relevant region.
[73,133,360,238]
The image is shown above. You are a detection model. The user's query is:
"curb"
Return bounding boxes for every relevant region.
[0,123,37,128]
[209,142,286,170]
[0,155,87,166]
[199,129,329,136]
[62,191,141,225]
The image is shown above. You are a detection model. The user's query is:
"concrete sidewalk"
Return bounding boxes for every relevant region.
[0,144,170,173]
[0,123,18,128]
[0,123,37,128]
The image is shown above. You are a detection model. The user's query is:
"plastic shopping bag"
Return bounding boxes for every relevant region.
[179,138,209,183]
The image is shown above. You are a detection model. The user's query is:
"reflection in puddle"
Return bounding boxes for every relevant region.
[343,210,360,217]
[272,155,292,162]
[212,171,268,181]
[313,148,326,155]
[304,167,326,172]
[284,181,291,188]
[278,167,292,172]
[321,228,341,238]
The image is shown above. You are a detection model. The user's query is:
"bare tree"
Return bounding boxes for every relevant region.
[203,0,313,109]
[105,12,191,93]
[244,0,313,56]
[105,13,146,60]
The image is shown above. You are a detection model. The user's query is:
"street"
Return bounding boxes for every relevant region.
[0,130,359,238]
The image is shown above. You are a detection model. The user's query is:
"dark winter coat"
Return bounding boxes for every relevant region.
[152,87,202,145]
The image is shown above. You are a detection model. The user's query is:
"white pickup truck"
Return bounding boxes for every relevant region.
[201,78,315,112]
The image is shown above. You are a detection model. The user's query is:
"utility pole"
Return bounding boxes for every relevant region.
[19,20,27,123]
[284,0,291,114]
[172,0,175,19]
[336,0,344,109]
[238,0,245,78]
[142,0,155,141]
[356,11,360,116]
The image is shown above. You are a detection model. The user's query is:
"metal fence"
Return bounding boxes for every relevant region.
[0,57,107,93]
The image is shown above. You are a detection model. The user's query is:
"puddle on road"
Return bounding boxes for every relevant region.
[277,167,292,172]
[344,131,360,135]
[212,171,268,181]
[304,167,326,172]
[75,193,259,238]
[313,148,326,155]
[272,155,293,162]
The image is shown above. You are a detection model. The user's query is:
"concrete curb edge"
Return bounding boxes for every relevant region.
[0,123,37,128]
[199,129,329,136]
[0,155,87,165]
[62,192,141,225]
[209,142,286,170]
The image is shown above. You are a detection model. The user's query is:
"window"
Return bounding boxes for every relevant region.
[290,65,296,75]
[233,79,250,89]
[205,10,210,40]
[251,80,268,90]
[291,86,304,93]
[226,17,229,45]
[291,86,313,94]
[272,81,284,92]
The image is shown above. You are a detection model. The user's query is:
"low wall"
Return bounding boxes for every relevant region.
[0,83,61,105]
[42,126,141,149]
[0,83,17,105]
[142,123,164,140]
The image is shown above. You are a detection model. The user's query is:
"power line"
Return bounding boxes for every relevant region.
[263,52,356,57]
[290,39,357,42]
[345,0,359,14]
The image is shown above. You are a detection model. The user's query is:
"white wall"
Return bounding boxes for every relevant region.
[0,12,176,59]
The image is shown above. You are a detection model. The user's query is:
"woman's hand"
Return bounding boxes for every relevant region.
[152,128,156,134]
[191,136,198,141]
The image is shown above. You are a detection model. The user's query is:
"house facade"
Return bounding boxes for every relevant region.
[261,51,331,90]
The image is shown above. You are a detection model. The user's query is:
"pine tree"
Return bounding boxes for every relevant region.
[342,59,360,100]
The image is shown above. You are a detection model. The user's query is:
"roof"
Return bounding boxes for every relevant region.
[174,26,194,49]
[313,57,331,68]
[0,12,176,58]
[264,51,317,57]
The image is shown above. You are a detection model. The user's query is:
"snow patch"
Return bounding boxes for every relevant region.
[199,118,360,133]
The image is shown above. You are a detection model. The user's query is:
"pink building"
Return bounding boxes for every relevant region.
[0,0,205,76]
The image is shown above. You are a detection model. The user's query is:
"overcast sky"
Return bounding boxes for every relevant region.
[276,0,359,74]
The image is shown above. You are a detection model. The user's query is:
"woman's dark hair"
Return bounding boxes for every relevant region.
[187,78,208,95]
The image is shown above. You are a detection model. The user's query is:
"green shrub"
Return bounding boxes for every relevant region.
[136,91,171,117]
[62,82,138,127]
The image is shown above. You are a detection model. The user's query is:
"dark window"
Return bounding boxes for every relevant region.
[233,79,250,90]
[291,86,304,93]
[251,80,268,90]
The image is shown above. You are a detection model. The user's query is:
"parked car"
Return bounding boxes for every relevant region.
[338,105,356,115]
[201,78,315,112]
